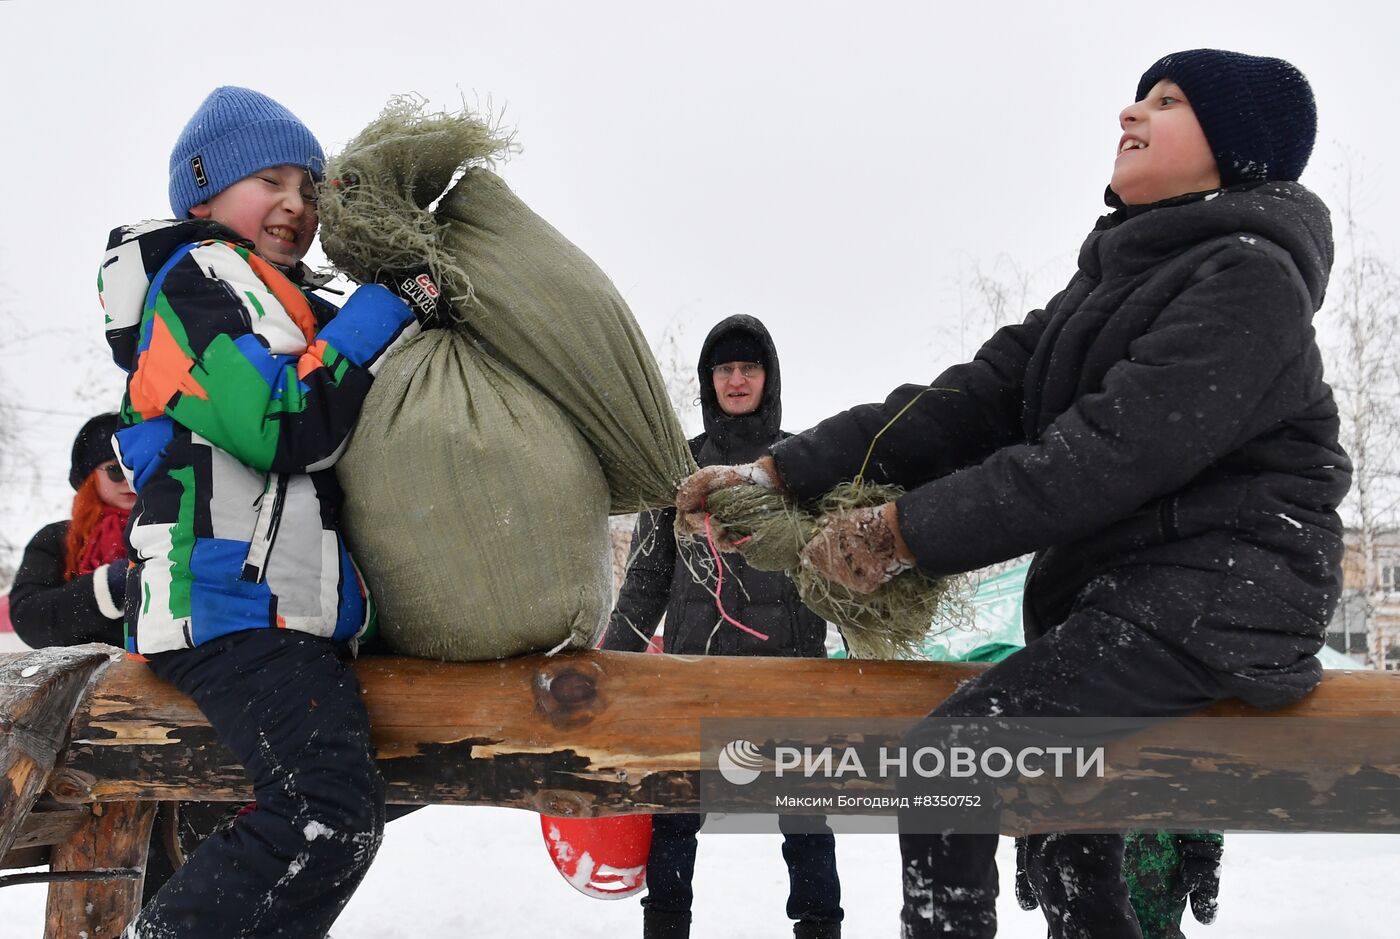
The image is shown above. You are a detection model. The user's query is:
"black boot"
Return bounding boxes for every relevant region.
[794,920,841,939]
[643,909,691,939]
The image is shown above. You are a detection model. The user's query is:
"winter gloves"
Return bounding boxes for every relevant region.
[92,560,130,622]
[674,456,783,538]
[1015,833,1224,927]
[674,458,917,593]
[331,169,449,330]
[105,561,129,610]
[800,502,914,594]
[1178,836,1222,924]
[375,268,447,329]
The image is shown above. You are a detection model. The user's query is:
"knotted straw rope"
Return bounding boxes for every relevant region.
[688,388,972,659]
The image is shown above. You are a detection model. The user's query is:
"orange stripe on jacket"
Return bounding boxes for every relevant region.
[297,340,331,381]
[245,252,318,345]
[130,314,208,418]
[244,249,329,381]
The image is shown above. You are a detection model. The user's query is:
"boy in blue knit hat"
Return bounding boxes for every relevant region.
[678,50,1349,938]
[101,86,443,938]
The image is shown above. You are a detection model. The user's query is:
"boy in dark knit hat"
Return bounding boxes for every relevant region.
[100,87,444,938]
[678,50,1349,937]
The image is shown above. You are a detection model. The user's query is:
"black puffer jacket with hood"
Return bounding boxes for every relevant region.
[601,315,828,657]
[772,183,1351,707]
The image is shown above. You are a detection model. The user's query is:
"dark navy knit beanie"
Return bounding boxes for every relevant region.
[70,413,121,491]
[1136,49,1316,186]
[168,86,325,218]
[708,332,767,369]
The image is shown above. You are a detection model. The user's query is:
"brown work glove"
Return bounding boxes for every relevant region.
[675,456,784,540]
[800,502,915,594]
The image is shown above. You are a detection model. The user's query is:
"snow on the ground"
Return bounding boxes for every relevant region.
[6,806,1395,937]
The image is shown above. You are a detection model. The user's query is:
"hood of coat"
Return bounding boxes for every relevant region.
[99,218,328,371]
[100,219,249,371]
[1084,181,1333,308]
[697,314,783,462]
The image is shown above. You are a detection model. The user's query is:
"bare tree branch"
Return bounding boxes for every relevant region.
[1318,150,1400,667]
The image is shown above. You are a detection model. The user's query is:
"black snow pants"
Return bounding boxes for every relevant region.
[642,812,843,925]
[140,801,240,907]
[126,629,386,939]
[896,609,1229,939]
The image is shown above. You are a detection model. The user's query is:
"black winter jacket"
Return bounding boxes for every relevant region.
[10,521,126,648]
[773,183,1351,707]
[601,315,828,657]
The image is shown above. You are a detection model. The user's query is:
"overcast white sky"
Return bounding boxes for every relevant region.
[2,0,1397,569]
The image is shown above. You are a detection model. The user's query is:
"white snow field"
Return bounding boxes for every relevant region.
[3,805,1396,937]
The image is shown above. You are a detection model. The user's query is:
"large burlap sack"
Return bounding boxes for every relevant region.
[434,167,695,512]
[341,329,611,660]
[319,101,697,513]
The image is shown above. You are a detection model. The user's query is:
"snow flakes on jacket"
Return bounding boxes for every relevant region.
[99,219,418,654]
[773,182,1352,707]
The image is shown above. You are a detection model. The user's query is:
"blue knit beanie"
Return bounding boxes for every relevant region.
[168,86,325,218]
[1136,50,1316,187]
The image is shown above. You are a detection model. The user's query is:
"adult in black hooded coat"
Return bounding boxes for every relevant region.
[602,315,829,659]
[601,315,842,939]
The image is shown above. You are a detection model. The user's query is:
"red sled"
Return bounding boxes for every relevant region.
[540,813,652,899]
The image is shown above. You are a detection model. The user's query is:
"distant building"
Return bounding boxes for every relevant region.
[1327,528,1400,670]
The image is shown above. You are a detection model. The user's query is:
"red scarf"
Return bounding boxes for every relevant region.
[78,505,131,575]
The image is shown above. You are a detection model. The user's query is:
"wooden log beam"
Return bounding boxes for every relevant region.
[6,803,91,854]
[9,646,1398,832]
[0,646,1395,831]
[43,649,975,811]
[0,647,116,860]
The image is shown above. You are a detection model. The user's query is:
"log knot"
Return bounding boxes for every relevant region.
[532,659,603,728]
[549,671,596,707]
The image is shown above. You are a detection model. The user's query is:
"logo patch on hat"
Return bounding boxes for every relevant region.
[191,155,208,188]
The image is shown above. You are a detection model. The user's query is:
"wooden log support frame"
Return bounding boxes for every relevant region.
[4,642,1400,934]
[1,647,153,937]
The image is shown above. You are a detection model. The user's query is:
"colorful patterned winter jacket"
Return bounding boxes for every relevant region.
[99,219,418,655]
